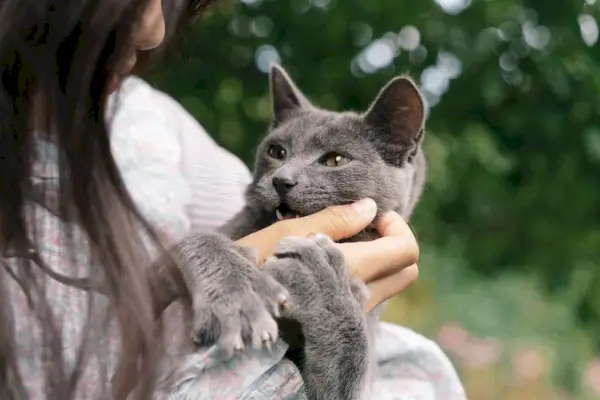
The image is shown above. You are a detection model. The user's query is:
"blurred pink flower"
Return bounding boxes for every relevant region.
[512,346,546,380]
[583,357,600,396]
[458,337,503,369]
[436,322,470,355]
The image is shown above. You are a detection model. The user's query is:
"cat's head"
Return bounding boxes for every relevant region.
[246,64,427,223]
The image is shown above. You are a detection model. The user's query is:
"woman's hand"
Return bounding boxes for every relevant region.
[236,198,419,312]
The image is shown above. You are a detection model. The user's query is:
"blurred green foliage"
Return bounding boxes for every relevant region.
[148,0,600,396]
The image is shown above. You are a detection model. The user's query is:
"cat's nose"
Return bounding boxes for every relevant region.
[272,176,298,197]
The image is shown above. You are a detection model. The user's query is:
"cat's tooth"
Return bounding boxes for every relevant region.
[275,208,284,221]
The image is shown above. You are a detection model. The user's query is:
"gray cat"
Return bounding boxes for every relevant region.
[166,64,426,399]
[220,64,426,239]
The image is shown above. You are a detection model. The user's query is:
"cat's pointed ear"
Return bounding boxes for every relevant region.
[269,63,313,127]
[363,76,425,165]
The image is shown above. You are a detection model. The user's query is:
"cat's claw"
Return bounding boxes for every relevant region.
[234,337,244,351]
[262,331,272,342]
[263,335,273,353]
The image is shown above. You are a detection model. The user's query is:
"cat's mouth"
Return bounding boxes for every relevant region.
[275,203,302,221]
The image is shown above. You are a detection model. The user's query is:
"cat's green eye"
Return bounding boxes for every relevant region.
[267,144,287,160]
[321,152,352,167]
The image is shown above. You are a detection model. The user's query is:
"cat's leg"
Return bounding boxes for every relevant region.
[170,232,290,357]
[264,234,371,400]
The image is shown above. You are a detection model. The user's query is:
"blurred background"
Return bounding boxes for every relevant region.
[148,0,600,398]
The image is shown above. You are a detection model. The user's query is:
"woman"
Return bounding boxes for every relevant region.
[0,0,439,399]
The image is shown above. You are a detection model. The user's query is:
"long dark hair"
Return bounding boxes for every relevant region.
[0,0,217,398]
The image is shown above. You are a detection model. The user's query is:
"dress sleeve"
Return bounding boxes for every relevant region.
[108,77,193,243]
[147,84,252,233]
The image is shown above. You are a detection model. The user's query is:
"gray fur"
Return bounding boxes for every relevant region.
[264,234,371,399]
[171,232,289,357]
[154,232,372,400]
[216,64,427,398]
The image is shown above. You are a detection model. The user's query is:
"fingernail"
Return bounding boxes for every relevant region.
[314,233,329,240]
[352,198,377,215]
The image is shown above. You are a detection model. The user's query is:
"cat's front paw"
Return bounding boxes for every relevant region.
[264,234,371,400]
[263,234,366,323]
[172,233,290,357]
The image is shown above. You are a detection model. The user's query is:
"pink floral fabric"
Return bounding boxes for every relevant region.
[160,323,467,399]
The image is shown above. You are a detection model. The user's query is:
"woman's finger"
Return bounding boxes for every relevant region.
[336,211,419,282]
[376,210,417,240]
[336,236,418,282]
[364,264,419,312]
[284,198,377,240]
[236,198,378,262]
